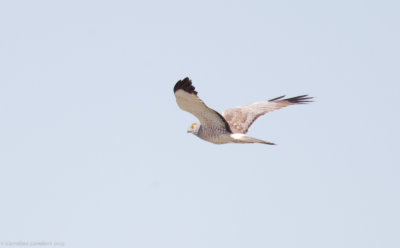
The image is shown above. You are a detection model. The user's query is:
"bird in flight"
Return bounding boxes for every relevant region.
[173,77,313,145]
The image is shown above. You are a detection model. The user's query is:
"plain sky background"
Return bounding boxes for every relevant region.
[0,0,399,247]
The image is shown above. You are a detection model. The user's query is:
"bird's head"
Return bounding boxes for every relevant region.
[187,122,200,134]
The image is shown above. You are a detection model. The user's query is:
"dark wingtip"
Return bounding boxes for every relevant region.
[173,77,198,95]
[285,95,314,104]
[269,94,314,104]
[269,95,286,101]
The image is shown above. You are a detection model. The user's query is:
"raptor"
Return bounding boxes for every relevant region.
[173,77,313,145]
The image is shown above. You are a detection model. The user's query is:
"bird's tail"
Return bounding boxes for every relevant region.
[230,134,276,145]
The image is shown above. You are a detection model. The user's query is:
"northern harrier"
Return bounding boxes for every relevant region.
[173,77,313,145]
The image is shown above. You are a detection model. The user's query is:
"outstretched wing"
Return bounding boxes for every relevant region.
[222,95,313,134]
[174,78,231,132]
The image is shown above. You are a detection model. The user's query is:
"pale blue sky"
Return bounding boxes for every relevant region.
[0,1,399,248]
